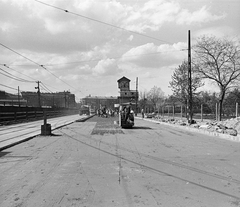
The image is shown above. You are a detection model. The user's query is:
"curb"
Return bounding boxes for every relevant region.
[135,117,240,142]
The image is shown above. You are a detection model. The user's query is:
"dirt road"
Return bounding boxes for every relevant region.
[0,116,240,206]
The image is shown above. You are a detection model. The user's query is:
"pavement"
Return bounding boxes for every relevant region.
[1,116,239,206]
[0,114,93,151]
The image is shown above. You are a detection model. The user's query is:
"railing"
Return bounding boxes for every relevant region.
[0,106,79,125]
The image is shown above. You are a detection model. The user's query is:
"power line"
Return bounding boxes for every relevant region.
[1,49,182,68]
[3,64,38,82]
[0,67,36,83]
[35,0,173,44]
[0,68,35,83]
[0,43,44,68]
[40,82,53,93]
[0,42,82,94]
[0,83,18,91]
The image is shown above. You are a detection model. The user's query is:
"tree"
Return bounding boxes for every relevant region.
[146,86,165,111]
[169,61,203,106]
[193,36,240,121]
[138,91,147,111]
[223,89,240,117]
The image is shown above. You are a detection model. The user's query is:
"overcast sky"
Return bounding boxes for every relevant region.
[0,0,239,101]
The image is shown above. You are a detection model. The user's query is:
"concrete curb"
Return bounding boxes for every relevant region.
[135,117,240,142]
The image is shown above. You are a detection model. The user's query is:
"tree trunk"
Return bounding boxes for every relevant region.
[218,88,226,121]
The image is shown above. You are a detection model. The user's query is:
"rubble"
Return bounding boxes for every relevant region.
[151,116,240,136]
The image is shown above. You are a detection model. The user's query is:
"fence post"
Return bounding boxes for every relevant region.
[201,104,203,122]
[172,105,175,119]
[216,102,218,121]
[181,105,183,120]
[236,102,238,118]
[168,106,169,117]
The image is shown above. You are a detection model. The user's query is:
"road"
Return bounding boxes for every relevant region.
[0,116,240,207]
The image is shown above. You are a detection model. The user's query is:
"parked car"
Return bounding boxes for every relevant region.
[146,112,156,118]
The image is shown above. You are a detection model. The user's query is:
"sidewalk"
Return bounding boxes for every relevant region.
[0,114,92,151]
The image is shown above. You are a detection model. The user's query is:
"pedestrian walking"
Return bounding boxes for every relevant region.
[141,108,144,118]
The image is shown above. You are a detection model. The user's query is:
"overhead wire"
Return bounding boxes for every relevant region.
[40,82,53,93]
[0,67,35,83]
[0,49,183,68]
[0,42,82,95]
[3,64,38,82]
[0,83,18,91]
[35,0,173,44]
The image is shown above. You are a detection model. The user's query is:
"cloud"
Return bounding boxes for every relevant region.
[121,42,186,68]
[92,58,120,76]
[176,6,226,25]
[194,26,235,39]
[122,1,225,33]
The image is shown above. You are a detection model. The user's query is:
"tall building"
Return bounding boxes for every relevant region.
[117,76,138,105]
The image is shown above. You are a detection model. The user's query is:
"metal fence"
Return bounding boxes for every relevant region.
[149,102,240,121]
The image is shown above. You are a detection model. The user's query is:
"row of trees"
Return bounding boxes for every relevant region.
[138,35,240,121]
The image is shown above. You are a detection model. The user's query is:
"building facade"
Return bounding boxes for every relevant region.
[21,91,76,108]
[117,76,138,105]
[80,95,119,111]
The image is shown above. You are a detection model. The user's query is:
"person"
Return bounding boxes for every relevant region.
[141,108,144,118]
[125,103,132,122]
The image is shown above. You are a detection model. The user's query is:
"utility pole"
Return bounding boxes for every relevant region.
[18,86,20,107]
[188,30,193,124]
[135,77,138,115]
[35,81,41,107]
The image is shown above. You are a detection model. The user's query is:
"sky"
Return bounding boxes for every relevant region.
[0,0,239,102]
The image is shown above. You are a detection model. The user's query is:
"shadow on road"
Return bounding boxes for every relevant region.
[0,151,11,157]
[132,126,152,130]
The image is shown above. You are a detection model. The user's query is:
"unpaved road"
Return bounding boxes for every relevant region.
[0,116,240,207]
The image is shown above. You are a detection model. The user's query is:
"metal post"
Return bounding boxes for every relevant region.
[216,102,218,121]
[135,77,138,116]
[201,104,203,122]
[188,30,193,124]
[181,105,183,120]
[173,105,175,119]
[236,102,238,118]
[35,81,41,107]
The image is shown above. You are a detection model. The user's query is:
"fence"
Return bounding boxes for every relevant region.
[150,102,240,121]
[0,105,79,124]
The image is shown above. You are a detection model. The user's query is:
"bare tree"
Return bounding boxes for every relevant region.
[147,86,165,111]
[193,36,240,121]
[169,60,203,106]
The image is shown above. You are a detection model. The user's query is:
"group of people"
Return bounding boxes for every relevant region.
[97,107,116,118]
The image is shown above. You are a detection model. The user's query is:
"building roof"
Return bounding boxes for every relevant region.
[117,76,131,83]
[82,96,118,100]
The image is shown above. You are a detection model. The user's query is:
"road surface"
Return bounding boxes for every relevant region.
[0,114,88,150]
[0,116,240,207]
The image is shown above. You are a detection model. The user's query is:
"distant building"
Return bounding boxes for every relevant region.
[21,91,76,108]
[0,90,27,106]
[80,76,139,112]
[117,76,138,104]
[81,95,118,111]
